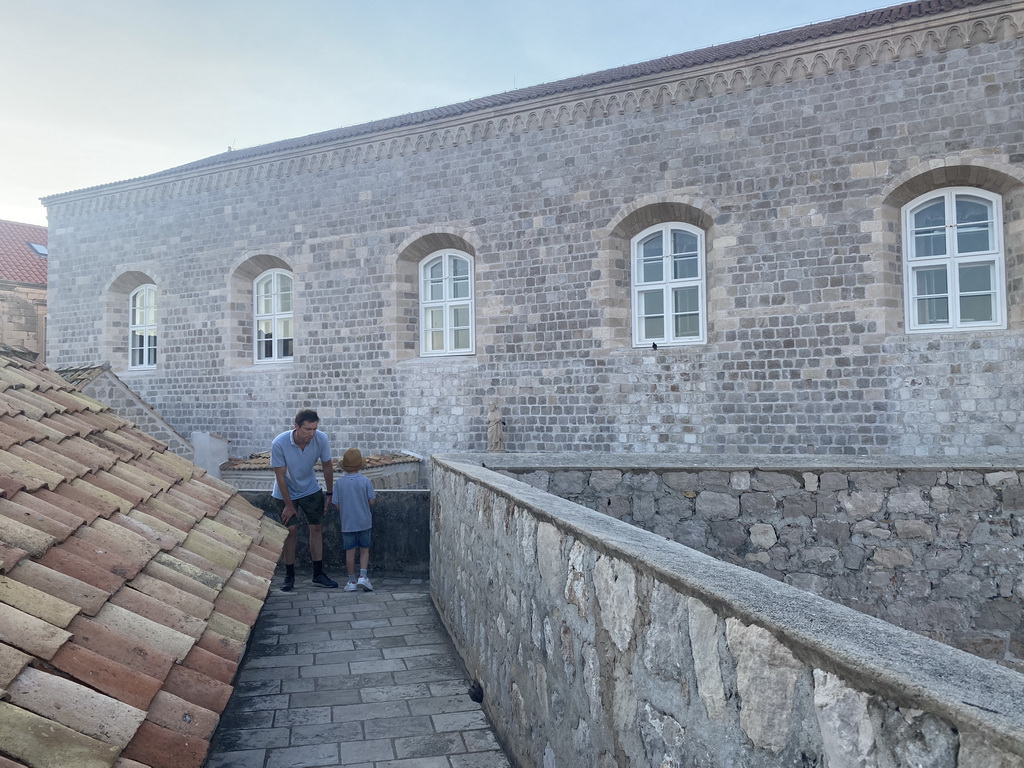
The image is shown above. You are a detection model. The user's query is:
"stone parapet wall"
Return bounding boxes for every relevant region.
[477,453,1024,667]
[431,456,1024,767]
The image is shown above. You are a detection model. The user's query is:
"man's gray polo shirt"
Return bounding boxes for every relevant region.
[270,430,332,501]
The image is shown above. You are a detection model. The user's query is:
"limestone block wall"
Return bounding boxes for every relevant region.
[430,457,1024,767]
[481,454,1024,667]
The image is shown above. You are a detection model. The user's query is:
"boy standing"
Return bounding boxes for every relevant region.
[334,447,376,592]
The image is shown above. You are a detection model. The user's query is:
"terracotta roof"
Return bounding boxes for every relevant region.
[0,220,47,285]
[221,450,420,473]
[0,352,287,768]
[56,364,110,389]
[41,0,998,201]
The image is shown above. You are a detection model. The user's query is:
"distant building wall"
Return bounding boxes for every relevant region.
[42,3,1024,462]
[0,283,45,359]
[431,456,1024,767]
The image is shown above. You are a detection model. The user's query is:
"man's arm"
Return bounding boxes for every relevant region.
[274,466,297,524]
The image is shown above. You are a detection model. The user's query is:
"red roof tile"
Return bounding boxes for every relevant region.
[0,352,285,766]
[0,219,46,285]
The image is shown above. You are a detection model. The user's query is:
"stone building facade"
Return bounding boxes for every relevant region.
[42,0,1024,461]
[0,219,47,360]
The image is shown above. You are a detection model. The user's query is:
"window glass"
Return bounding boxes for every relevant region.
[903,188,1004,333]
[632,222,706,346]
[420,251,475,356]
[128,285,157,369]
[254,269,294,362]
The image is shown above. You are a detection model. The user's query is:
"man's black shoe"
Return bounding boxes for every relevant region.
[312,573,338,588]
[281,575,295,592]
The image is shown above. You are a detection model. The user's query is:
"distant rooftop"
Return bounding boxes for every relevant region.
[0,218,48,284]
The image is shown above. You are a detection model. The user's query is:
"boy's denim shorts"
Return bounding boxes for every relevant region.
[342,529,372,550]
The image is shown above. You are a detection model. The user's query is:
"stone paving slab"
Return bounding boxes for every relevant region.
[206,576,512,768]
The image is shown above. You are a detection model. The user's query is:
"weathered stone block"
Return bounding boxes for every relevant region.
[697,491,739,521]
[894,518,935,541]
[751,471,801,492]
[725,619,805,754]
[589,470,622,494]
[818,472,849,493]
[740,491,776,517]
[871,547,914,569]
[838,490,883,521]
[783,492,817,519]
[749,523,778,550]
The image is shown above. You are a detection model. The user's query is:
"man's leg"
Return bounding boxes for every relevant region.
[301,492,337,588]
[273,498,298,592]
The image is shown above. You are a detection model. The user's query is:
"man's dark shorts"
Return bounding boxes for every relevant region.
[272,490,326,526]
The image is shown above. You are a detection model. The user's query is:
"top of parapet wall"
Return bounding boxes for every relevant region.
[461,452,1024,473]
[41,0,1005,201]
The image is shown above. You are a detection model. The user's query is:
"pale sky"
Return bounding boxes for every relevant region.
[2,0,893,226]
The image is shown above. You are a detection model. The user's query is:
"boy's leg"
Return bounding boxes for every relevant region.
[357,537,373,591]
[359,547,370,573]
[343,534,358,591]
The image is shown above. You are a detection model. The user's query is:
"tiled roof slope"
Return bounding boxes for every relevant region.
[0,220,47,285]
[42,0,997,198]
[0,352,287,768]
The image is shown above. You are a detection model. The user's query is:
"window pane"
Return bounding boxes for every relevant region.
[916,297,949,325]
[959,295,993,323]
[278,289,292,313]
[674,287,699,314]
[671,230,698,255]
[915,267,948,297]
[451,305,469,328]
[428,330,444,351]
[959,264,992,294]
[453,329,470,349]
[956,196,991,225]
[644,316,664,339]
[451,257,469,278]
[277,317,292,341]
[641,290,664,316]
[912,200,947,258]
[279,337,293,358]
[426,307,443,330]
[147,338,157,366]
[641,234,663,259]
[672,254,699,280]
[914,200,946,229]
[429,261,444,280]
[451,276,469,299]
[258,293,274,315]
[674,314,700,338]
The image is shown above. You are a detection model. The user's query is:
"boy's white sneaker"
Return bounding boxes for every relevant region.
[357,576,373,592]
[344,581,358,592]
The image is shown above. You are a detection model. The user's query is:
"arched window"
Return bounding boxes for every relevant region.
[254,269,293,362]
[631,222,706,346]
[420,250,474,356]
[903,188,1005,332]
[128,284,157,369]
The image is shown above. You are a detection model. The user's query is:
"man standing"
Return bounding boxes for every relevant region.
[271,409,337,590]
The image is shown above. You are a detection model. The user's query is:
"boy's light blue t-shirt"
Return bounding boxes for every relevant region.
[270,429,331,501]
[333,472,375,533]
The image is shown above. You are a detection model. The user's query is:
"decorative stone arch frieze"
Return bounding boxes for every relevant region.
[104,270,158,372]
[388,228,481,362]
[871,157,1024,333]
[594,194,720,348]
[228,252,294,367]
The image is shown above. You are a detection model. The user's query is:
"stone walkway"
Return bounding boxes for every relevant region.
[205,575,512,768]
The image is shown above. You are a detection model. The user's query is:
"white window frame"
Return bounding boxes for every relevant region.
[128,284,157,369]
[254,269,294,363]
[631,222,707,347]
[902,187,1005,333]
[420,251,475,356]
